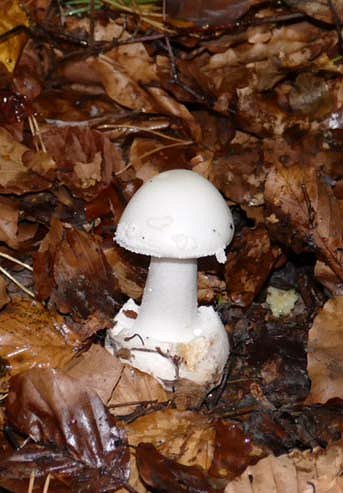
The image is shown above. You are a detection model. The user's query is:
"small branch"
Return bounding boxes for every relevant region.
[0,265,35,298]
[0,252,33,271]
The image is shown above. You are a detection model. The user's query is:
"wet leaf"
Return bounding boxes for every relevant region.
[264,164,343,283]
[167,0,264,28]
[34,219,123,322]
[225,226,282,307]
[0,1,28,72]
[0,367,130,492]
[0,298,82,375]
[306,297,343,405]
[225,440,343,493]
[0,275,10,309]
[136,443,223,493]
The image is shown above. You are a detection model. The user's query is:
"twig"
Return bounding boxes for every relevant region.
[28,470,36,493]
[42,473,51,493]
[138,140,193,160]
[0,252,33,271]
[0,265,35,298]
[327,0,343,55]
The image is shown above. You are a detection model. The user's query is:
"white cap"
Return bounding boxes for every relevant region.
[115,169,234,261]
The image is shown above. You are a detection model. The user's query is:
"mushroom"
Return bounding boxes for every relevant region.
[107,169,234,389]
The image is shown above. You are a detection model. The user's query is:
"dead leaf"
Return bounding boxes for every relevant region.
[306,297,343,404]
[0,298,82,375]
[167,0,264,28]
[285,0,343,23]
[125,409,216,492]
[0,1,28,72]
[34,219,123,321]
[0,275,9,309]
[0,127,50,194]
[225,440,343,493]
[0,368,130,492]
[225,226,282,307]
[264,164,343,282]
[91,56,156,112]
[136,443,223,493]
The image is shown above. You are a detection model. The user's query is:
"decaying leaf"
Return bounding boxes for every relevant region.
[225,225,282,307]
[264,164,343,283]
[0,368,130,492]
[0,275,9,309]
[225,440,343,493]
[66,343,168,411]
[0,127,50,194]
[34,219,123,322]
[136,443,223,493]
[0,298,82,376]
[0,1,28,72]
[306,296,343,405]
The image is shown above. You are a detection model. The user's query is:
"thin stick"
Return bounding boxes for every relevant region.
[0,265,35,298]
[99,124,189,143]
[0,252,33,271]
[42,473,51,493]
[28,470,36,493]
[138,140,193,160]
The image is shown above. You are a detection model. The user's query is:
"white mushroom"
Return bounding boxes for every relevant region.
[106,169,234,389]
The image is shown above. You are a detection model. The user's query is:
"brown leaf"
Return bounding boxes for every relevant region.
[136,443,223,493]
[0,275,10,309]
[285,0,343,23]
[264,164,343,282]
[0,368,130,492]
[305,297,343,405]
[167,0,264,28]
[0,1,28,72]
[225,226,282,307]
[209,421,265,480]
[0,127,50,194]
[225,440,343,493]
[41,126,124,201]
[91,56,156,113]
[0,298,82,375]
[34,219,123,321]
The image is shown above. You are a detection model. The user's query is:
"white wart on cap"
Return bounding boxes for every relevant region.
[107,169,234,390]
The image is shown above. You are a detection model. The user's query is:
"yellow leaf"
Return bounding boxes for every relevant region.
[0,0,29,72]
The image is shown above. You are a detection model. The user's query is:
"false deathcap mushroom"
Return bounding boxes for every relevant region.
[107,169,234,389]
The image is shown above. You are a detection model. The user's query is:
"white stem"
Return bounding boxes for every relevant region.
[135,256,198,342]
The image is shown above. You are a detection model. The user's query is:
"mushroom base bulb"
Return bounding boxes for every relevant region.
[106,298,229,390]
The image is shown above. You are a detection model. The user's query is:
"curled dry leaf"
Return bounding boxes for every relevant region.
[167,0,264,28]
[91,56,156,113]
[0,0,28,72]
[264,164,343,283]
[285,0,343,23]
[125,409,216,492]
[136,443,223,493]
[0,368,130,492]
[225,225,282,307]
[225,440,343,493]
[34,219,123,323]
[0,275,9,309]
[0,127,50,194]
[66,343,168,411]
[40,126,124,201]
[0,298,82,376]
[305,296,343,405]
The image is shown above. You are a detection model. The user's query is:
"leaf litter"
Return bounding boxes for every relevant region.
[0,0,343,492]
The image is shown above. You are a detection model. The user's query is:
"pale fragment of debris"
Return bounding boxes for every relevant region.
[266,286,298,317]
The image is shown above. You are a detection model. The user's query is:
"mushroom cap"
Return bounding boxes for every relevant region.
[115,169,234,260]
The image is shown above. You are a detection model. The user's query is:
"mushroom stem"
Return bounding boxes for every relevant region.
[135,256,198,342]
